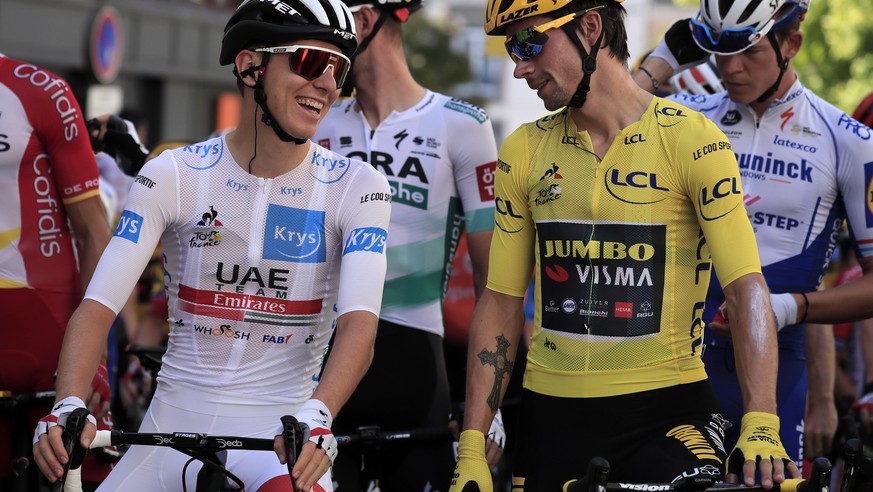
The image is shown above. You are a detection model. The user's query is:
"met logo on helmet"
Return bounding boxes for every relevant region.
[243,0,299,16]
[333,28,354,40]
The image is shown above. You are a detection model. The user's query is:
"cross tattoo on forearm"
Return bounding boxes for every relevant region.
[478,334,514,412]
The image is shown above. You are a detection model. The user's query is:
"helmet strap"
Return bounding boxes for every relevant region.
[563,21,605,109]
[340,9,390,97]
[251,53,307,145]
[755,32,789,104]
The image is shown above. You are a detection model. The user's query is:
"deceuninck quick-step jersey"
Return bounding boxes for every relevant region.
[670,79,873,349]
[488,97,761,398]
[85,136,391,406]
[314,91,497,337]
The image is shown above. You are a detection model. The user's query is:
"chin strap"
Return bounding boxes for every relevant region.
[755,32,790,104]
[240,54,307,145]
[562,17,605,109]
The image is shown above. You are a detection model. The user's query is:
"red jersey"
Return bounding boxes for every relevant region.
[0,54,100,294]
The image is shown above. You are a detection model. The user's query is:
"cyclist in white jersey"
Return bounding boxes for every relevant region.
[634,0,873,473]
[312,1,499,490]
[33,1,391,491]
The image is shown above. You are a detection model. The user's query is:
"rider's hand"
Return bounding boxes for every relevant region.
[450,430,493,492]
[708,303,731,339]
[279,398,336,492]
[87,360,112,421]
[726,412,799,489]
[804,394,838,459]
[650,19,709,73]
[486,409,506,469]
[32,396,97,482]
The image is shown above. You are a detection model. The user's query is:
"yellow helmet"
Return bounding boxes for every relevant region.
[484,0,623,36]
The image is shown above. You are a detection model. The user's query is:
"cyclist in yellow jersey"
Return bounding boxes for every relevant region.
[450,1,799,491]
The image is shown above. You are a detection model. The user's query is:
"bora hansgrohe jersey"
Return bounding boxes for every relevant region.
[314,91,497,337]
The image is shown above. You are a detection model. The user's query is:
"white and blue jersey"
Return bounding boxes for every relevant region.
[671,77,873,466]
[86,135,391,405]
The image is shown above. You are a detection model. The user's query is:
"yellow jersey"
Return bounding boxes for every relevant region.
[489,97,760,398]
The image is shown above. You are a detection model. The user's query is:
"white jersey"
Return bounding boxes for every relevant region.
[670,78,873,348]
[314,91,497,336]
[86,136,391,405]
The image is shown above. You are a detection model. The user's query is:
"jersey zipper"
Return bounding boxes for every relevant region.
[249,177,272,264]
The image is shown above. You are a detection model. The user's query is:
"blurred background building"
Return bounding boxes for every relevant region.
[1,0,867,148]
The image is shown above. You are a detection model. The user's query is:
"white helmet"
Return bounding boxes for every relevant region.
[670,60,724,96]
[691,0,810,54]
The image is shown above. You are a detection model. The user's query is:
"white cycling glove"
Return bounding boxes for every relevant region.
[770,293,799,331]
[290,399,338,464]
[488,409,506,450]
[33,396,96,444]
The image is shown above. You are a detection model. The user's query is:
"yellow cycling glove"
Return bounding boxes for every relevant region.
[449,430,493,492]
[727,412,793,476]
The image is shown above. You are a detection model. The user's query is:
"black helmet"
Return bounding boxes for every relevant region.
[343,0,423,22]
[220,0,358,65]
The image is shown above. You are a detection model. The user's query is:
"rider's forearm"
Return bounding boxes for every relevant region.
[805,324,835,407]
[799,256,873,324]
[632,56,674,94]
[66,197,111,295]
[312,310,378,417]
[462,288,525,433]
[723,273,779,414]
[466,230,493,300]
[54,299,118,402]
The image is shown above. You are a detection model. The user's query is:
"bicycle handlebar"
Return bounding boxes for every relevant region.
[562,457,832,492]
[335,425,453,446]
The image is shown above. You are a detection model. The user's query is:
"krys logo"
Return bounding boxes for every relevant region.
[114,210,143,243]
[183,140,224,170]
[343,227,387,255]
[263,205,326,263]
[311,151,351,184]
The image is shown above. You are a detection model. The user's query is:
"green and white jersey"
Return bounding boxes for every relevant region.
[315,91,497,336]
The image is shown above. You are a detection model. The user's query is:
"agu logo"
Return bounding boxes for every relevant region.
[263,205,326,263]
[865,163,873,228]
[114,210,143,243]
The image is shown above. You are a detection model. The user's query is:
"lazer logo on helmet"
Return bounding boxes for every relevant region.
[500,4,538,23]
[262,205,326,263]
